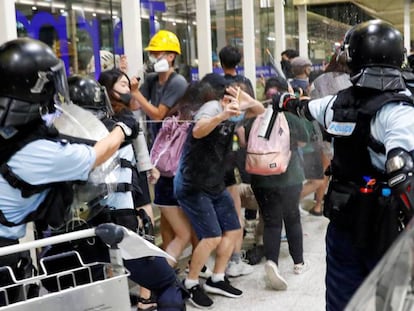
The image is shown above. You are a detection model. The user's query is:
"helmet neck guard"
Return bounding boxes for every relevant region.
[351,67,406,91]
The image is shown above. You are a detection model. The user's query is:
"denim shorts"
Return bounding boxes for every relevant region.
[174,173,241,239]
[154,176,179,206]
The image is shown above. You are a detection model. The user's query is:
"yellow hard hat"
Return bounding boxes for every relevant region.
[144,30,181,55]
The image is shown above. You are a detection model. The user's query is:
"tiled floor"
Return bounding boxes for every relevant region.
[131,198,329,311]
[181,203,329,311]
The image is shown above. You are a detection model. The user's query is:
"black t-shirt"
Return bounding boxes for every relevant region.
[178,100,235,195]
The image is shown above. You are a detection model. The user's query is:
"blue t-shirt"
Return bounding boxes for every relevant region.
[0,139,95,239]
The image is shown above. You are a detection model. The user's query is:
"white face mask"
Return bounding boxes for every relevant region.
[148,55,158,64]
[153,58,170,73]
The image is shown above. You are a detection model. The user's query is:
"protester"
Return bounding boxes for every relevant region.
[175,73,264,309]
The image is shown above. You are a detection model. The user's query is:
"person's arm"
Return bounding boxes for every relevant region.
[225,86,265,118]
[93,110,139,168]
[93,126,125,168]
[193,100,240,139]
[131,86,170,120]
[193,113,227,139]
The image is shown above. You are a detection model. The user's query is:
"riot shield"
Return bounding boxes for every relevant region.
[345,219,414,311]
[53,103,120,228]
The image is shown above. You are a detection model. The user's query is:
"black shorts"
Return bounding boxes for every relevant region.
[154,176,178,206]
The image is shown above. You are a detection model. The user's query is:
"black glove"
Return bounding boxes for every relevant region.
[113,109,139,139]
[271,92,294,112]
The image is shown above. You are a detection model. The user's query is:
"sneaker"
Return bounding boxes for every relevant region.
[264,260,288,290]
[185,262,213,279]
[226,260,254,277]
[185,282,214,309]
[203,277,243,298]
[200,265,213,279]
[245,245,265,265]
[293,261,310,275]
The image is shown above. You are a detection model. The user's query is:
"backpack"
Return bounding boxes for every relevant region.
[245,107,291,175]
[150,115,191,177]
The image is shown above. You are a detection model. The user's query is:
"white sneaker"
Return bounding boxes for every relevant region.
[226,260,254,277]
[293,261,309,275]
[264,260,288,290]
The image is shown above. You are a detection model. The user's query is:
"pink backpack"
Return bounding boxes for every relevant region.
[150,116,191,177]
[245,109,291,175]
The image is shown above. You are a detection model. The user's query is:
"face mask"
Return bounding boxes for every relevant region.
[154,58,170,73]
[148,55,158,64]
[228,112,245,123]
[114,90,132,105]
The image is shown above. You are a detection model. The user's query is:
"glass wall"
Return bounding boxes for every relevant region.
[13,0,361,82]
[15,0,123,79]
[140,0,196,82]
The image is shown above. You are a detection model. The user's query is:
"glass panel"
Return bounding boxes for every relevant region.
[140,0,196,82]
[15,0,123,79]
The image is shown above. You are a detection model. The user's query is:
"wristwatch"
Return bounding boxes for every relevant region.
[115,122,132,137]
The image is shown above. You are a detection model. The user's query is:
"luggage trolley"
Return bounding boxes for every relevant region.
[0,223,131,311]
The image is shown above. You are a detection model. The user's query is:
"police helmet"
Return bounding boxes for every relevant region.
[68,75,113,118]
[0,38,70,127]
[346,20,404,74]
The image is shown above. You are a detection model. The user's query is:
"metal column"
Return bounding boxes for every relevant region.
[274,0,286,77]
[196,0,212,79]
[0,0,17,45]
[242,0,256,96]
[404,0,411,55]
[297,4,308,58]
[121,0,144,80]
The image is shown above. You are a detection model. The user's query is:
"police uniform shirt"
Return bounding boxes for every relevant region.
[100,144,135,210]
[307,91,414,171]
[0,139,95,240]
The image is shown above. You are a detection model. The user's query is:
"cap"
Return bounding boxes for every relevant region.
[201,73,230,90]
[291,56,312,67]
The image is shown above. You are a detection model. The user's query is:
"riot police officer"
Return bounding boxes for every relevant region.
[273,20,414,310]
[0,38,138,304]
[66,75,187,311]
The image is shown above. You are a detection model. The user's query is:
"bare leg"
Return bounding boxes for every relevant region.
[159,205,192,266]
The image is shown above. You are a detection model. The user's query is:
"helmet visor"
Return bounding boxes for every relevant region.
[102,86,114,117]
[51,60,71,107]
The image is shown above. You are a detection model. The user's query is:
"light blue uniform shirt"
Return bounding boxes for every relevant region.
[0,139,95,239]
[308,91,414,171]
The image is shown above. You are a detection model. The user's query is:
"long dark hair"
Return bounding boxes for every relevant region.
[98,69,131,113]
[167,81,217,120]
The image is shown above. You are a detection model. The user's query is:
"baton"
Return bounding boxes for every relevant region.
[265,48,287,81]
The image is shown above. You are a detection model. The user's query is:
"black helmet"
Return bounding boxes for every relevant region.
[0,38,70,128]
[68,75,113,118]
[346,20,404,74]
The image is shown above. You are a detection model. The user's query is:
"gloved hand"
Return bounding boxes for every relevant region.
[113,109,139,139]
[271,92,295,112]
